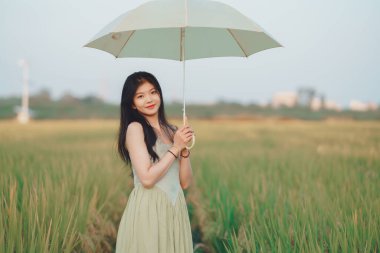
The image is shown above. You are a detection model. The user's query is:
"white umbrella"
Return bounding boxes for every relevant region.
[84,0,282,148]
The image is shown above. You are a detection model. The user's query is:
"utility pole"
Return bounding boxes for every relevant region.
[17,59,30,124]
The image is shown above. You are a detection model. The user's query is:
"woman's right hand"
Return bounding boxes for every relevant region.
[173,125,194,150]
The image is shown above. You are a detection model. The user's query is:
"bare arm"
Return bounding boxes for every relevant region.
[126,122,180,188]
[179,149,193,189]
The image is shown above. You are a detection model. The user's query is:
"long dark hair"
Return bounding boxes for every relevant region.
[117,71,177,171]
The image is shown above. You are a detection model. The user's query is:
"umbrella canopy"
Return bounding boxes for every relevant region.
[84,0,282,149]
[84,0,282,60]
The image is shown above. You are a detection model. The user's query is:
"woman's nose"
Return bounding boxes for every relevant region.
[146,94,153,102]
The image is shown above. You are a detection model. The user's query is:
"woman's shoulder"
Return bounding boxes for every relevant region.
[128,121,143,128]
[127,122,144,135]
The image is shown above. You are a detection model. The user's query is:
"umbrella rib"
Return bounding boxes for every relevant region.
[227,29,248,57]
[116,31,136,58]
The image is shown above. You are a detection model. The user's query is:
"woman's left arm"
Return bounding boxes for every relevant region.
[179,149,193,189]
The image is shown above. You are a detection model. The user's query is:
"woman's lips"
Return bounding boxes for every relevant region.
[146,104,155,109]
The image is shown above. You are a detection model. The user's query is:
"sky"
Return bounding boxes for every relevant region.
[1,0,379,107]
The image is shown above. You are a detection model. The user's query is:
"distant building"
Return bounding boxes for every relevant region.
[271,91,298,108]
[324,100,341,111]
[311,97,322,111]
[350,100,378,111]
[368,103,378,111]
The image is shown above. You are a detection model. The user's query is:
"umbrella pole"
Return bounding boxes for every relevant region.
[181,27,195,149]
[182,54,186,126]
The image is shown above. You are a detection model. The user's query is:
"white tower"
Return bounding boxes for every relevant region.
[17,59,30,124]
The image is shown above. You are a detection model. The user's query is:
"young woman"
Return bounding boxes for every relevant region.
[115,71,194,252]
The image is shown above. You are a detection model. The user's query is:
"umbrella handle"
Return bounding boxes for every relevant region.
[185,135,195,150]
[183,113,195,150]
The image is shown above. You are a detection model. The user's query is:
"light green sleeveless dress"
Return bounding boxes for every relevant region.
[115,137,193,253]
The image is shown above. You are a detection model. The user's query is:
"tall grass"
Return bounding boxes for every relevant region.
[190,119,380,252]
[0,120,129,252]
[1,119,379,252]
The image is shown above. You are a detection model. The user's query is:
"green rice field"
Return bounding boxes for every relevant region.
[1,119,379,252]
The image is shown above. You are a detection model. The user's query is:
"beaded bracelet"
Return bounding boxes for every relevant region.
[180,149,190,158]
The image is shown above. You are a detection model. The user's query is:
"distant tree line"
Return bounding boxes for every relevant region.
[0,88,379,120]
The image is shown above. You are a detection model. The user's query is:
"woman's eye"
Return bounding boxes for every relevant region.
[152,90,157,94]
[137,95,143,99]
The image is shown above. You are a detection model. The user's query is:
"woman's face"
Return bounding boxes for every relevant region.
[132,81,161,117]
